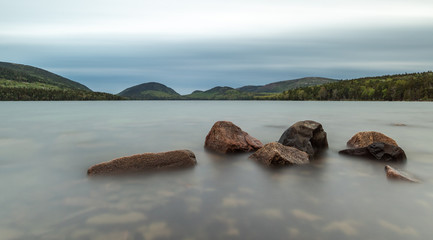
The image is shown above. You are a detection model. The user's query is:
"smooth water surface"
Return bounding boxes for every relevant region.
[1,101,433,240]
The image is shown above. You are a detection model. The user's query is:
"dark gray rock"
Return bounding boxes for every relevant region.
[339,142,406,162]
[278,120,328,158]
[87,150,197,175]
[249,142,309,166]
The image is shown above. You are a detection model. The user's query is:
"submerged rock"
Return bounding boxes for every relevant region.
[339,142,406,162]
[87,150,197,175]
[204,121,263,154]
[385,165,419,183]
[278,120,328,158]
[391,123,407,127]
[347,131,398,148]
[249,142,309,166]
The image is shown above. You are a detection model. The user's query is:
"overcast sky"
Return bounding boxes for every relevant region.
[1,0,432,94]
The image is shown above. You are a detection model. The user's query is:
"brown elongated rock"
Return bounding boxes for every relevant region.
[249,142,309,166]
[347,131,398,148]
[278,120,328,158]
[339,142,406,162]
[87,150,197,175]
[385,165,419,183]
[204,121,263,154]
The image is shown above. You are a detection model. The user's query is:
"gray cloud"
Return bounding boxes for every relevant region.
[1,18,432,94]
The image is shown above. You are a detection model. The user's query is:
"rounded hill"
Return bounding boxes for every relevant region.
[118,82,181,100]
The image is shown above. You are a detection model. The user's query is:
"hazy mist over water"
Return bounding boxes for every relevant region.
[1,101,433,239]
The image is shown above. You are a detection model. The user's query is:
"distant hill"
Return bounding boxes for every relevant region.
[118,82,181,100]
[182,77,336,100]
[259,72,433,101]
[0,61,90,91]
[0,61,123,100]
[5,62,428,101]
[184,86,259,100]
[119,77,338,100]
[237,77,337,93]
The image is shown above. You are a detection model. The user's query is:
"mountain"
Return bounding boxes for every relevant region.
[0,61,90,91]
[0,61,123,100]
[182,77,336,100]
[261,72,433,101]
[119,77,338,100]
[118,82,181,100]
[5,62,428,101]
[237,77,337,93]
[184,86,256,100]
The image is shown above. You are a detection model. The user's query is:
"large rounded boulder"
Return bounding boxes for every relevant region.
[278,120,328,158]
[347,131,398,148]
[249,142,309,166]
[204,121,263,154]
[87,150,197,175]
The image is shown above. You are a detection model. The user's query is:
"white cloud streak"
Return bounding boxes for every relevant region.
[1,0,432,38]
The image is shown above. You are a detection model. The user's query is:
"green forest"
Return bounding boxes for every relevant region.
[0,61,124,100]
[257,72,433,101]
[0,62,90,90]
[1,60,432,101]
[0,87,124,101]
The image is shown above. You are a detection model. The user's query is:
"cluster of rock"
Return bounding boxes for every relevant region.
[338,131,418,182]
[249,120,328,166]
[86,120,418,182]
[204,120,328,166]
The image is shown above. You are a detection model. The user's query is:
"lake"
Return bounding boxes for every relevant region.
[1,101,433,240]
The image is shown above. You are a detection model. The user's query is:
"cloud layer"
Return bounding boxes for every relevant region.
[1,0,432,94]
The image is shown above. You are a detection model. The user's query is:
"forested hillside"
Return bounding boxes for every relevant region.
[0,62,124,100]
[118,82,181,100]
[0,62,90,91]
[0,87,124,101]
[237,77,336,93]
[259,72,433,101]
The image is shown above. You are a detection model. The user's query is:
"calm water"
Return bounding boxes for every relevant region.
[1,101,433,240]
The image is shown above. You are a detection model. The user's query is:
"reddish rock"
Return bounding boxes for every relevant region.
[204,121,263,154]
[87,150,197,175]
[347,131,398,148]
[249,142,309,166]
[385,165,419,183]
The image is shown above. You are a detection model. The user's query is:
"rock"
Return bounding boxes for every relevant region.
[87,150,197,175]
[204,121,263,154]
[339,142,406,162]
[278,120,328,158]
[385,165,419,183]
[249,142,309,166]
[347,131,398,148]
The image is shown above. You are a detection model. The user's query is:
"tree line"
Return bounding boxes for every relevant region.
[0,87,125,101]
[256,72,433,101]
